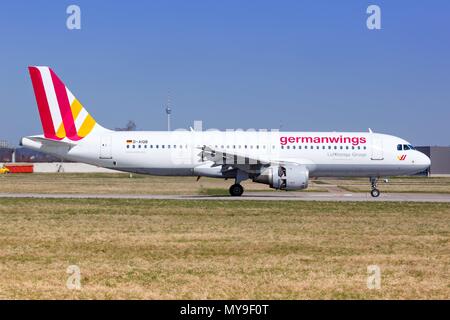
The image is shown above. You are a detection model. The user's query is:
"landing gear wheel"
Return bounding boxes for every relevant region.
[371,188,380,198]
[229,184,244,197]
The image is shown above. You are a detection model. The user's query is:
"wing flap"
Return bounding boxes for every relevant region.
[199,146,270,167]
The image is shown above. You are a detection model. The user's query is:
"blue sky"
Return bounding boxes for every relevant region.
[0,0,449,146]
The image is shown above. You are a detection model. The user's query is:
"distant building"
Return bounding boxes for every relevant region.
[0,140,9,148]
[416,146,450,176]
[0,147,65,163]
[0,148,13,162]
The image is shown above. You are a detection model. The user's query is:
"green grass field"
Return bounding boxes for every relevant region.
[0,198,448,299]
[1,173,450,195]
[0,173,281,194]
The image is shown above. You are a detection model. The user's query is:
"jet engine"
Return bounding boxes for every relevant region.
[253,165,309,190]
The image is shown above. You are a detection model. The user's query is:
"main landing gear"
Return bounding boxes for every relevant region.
[229,184,244,197]
[229,170,248,196]
[370,177,380,198]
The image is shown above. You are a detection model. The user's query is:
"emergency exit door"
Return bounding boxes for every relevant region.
[100,136,112,159]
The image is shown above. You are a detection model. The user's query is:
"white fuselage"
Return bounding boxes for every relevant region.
[22,130,431,179]
[22,66,431,195]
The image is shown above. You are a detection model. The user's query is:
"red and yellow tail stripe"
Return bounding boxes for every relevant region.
[28,66,97,141]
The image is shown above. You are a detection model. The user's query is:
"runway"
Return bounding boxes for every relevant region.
[0,191,449,202]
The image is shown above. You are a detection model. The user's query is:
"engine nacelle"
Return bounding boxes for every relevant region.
[253,165,309,190]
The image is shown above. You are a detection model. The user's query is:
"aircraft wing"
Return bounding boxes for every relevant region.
[198,145,305,174]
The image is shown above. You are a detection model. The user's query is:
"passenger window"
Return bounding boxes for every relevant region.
[397,144,403,151]
[126,145,129,149]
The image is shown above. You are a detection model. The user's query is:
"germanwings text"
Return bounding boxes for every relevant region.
[280,135,367,146]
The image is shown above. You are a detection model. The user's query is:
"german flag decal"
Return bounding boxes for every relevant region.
[397,155,407,161]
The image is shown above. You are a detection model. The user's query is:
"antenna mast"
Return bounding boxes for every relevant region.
[165,91,172,131]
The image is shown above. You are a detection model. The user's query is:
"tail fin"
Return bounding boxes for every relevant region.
[28,66,106,141]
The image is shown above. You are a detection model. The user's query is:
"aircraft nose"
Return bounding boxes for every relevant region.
[417,152,431,168]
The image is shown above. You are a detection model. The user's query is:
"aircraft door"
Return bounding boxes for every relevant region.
[371,135,384,160]
[100,135,112,159]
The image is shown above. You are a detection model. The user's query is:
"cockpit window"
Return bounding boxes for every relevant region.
[397,144,402,151]
[402,144,415,150]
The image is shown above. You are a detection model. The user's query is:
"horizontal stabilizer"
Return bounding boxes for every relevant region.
[21,136,77,148]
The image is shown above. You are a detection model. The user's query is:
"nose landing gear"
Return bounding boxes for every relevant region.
[370,188,380,197]
[370,177,380,197]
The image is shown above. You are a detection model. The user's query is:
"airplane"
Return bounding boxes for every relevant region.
[21,66,431,197]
